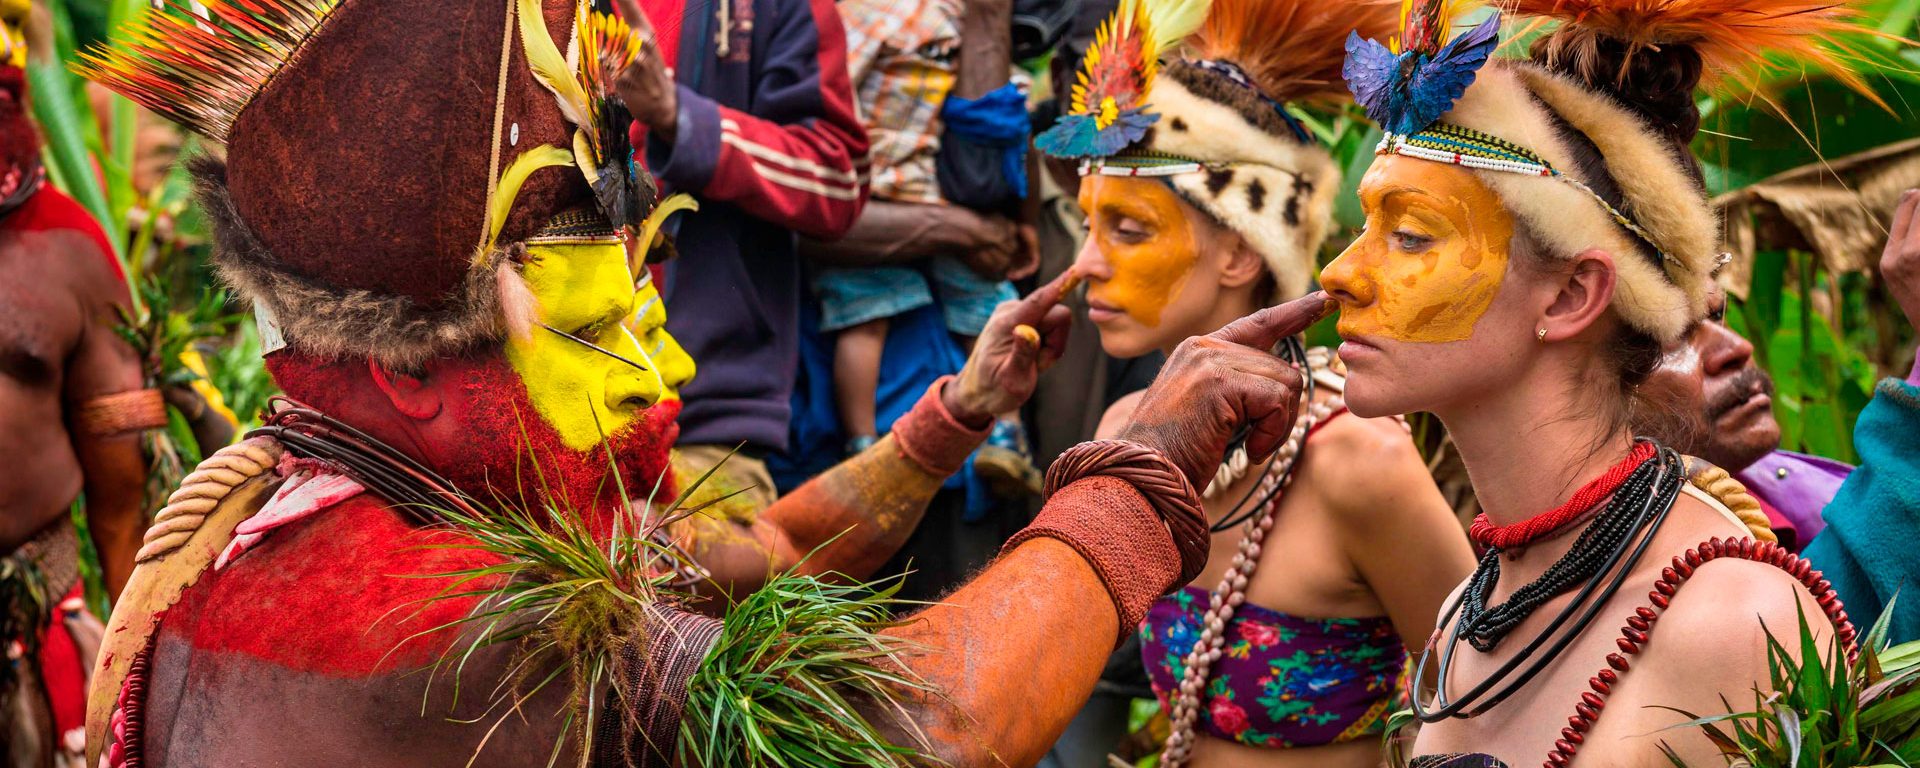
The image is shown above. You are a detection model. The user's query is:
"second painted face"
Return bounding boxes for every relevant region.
[1075,175,1232,358]
[1322,155,1515,346]
[504,240,696,452]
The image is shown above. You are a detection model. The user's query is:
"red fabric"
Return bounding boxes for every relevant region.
[637,0,683,71]
[890,375,991,477]
[38,584,89,746]
[1470,441,1657,550]
[695,0,869,239]
[1,184,124,281]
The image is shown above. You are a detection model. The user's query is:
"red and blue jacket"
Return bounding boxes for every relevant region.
[637,0,870,452]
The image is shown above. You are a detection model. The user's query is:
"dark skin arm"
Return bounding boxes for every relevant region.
[952,0,1011,101]
[678,274,1074,603]
[800,201,1020,270]
[870,294,1334,766]
[64,242,147,599]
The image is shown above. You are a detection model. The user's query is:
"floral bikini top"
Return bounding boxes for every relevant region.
[1140,586,1405,748]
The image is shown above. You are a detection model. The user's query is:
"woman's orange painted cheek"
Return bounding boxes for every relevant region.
[1339,158,1514,344]
[1081,176,1199,328]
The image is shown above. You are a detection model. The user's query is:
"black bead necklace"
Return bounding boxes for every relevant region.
[1456,454,1664,651]
[1411,441,1685,722]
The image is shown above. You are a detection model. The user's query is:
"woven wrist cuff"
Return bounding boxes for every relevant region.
[598,604,725,768]
[1001,439,1209,636]
[891,375,991,477]
[77,389,168,437]
[1044,439,1208,584]
[1003,475,1181,634]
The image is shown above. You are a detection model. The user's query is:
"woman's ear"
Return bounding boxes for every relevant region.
[1217,233,1268,291]
[1538,248,1617,343]
[368,359,444,421]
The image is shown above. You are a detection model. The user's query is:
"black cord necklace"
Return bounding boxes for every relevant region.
[1455,452,1665,651]
[1210,335,1314,533]
[1411,441,1685,722]
[247,396,477,525]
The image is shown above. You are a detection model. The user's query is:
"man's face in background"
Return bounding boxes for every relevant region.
[1636,289,1782,472]
[0,0,34,188]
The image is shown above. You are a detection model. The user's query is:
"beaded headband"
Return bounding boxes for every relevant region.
[1376,123,1674,265]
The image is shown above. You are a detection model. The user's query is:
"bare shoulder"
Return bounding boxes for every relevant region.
[1665,555,1827,642]
[1304,415,1430,519]
[1094,390,1145,440]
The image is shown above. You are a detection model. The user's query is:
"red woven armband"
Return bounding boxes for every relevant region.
[890,375,991,478]
[1001,440,1208,635]
[77,389,168,437]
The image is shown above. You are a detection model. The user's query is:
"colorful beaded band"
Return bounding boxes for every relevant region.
[1080,152,1205,178]
[1379,123,1677,267]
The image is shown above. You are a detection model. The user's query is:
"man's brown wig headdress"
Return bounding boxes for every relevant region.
[78,0,682,368]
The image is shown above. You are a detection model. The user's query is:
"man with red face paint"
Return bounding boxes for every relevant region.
[0,3,153,761]
[78,0,1329,764]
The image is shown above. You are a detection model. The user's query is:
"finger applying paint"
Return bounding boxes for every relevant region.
[1002,269,1078,329]
[1214,290,1334,351]
[1036,303,1073,367]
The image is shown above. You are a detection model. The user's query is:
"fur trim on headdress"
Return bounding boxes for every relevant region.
[1132,76,1339,302]
[1050,0,1391,302]
[193,157,513,369]
[1345,0,1880,341]
[1434,63,1708,341]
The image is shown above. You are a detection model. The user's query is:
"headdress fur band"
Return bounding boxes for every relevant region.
[1391,63,1717,342]
[1090,74,1339,303]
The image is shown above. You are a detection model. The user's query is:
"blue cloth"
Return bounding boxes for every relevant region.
[768,294,992,517]
[938,82,1031,206]
[1804,377,1920,645]
[811,255,1016,334]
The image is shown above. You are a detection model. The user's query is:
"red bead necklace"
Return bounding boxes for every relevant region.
[1470,441,1658,550]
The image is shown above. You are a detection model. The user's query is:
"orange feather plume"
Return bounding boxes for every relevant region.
[1186,0,1401,105]
[1504,0,1888,105]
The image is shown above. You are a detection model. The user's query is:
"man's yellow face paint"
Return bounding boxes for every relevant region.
[0,0,27,68]
[504,241,696,451]
[1077,175,1199,328]
[1325,156,1514,344]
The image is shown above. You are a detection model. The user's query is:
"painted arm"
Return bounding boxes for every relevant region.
[863,293,1336,766]
[681,274,1076,600]
[61,221,148,600]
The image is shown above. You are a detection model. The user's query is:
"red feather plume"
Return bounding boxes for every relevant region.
[1188,0,1401,105]
[1504,0,1891,105]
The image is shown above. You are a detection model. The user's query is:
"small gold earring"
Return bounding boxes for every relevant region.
[1536,327,1548,342]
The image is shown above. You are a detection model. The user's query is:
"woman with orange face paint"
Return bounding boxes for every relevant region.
[1035,1,1474,765]
[1325,2,1879,766]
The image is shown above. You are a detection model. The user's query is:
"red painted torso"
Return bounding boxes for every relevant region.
[139,495,577,766]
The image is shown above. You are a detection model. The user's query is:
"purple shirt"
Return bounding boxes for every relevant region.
[1738,450,1853,550]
